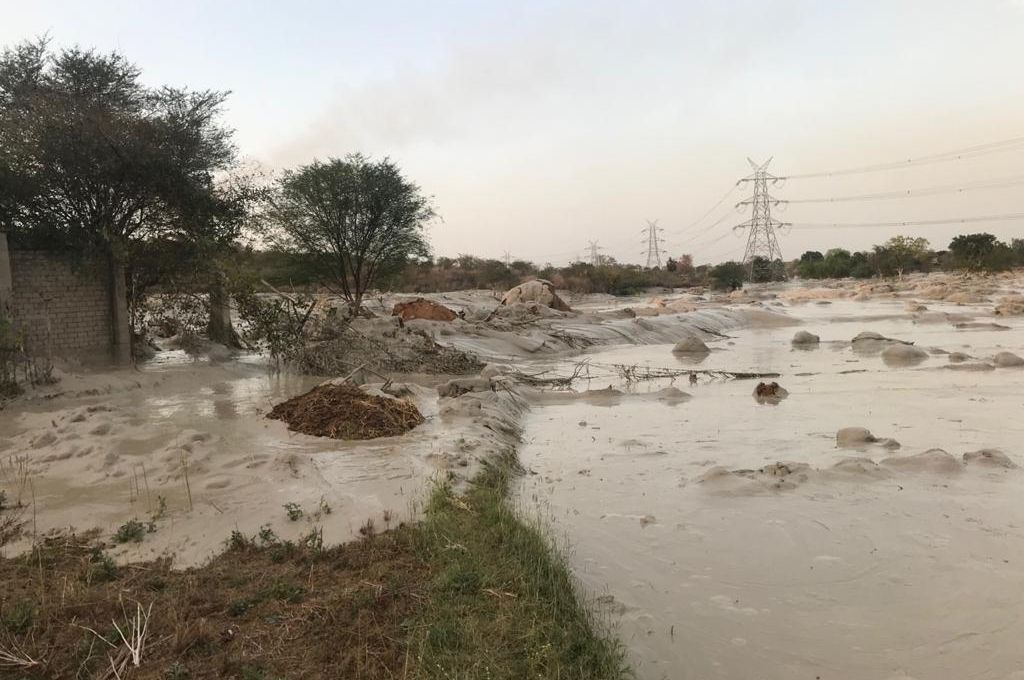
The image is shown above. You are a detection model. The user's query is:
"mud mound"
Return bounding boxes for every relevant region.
[881,343,929,367]
[836,426,900,450]
[881,449,962,474]
[500,279,572,311]
[268,383,424,440]
[791,330,820,346]
[963,449,1017,469]
[392,297,458,322]
[993,351,1024,368]
[672,335,710,354]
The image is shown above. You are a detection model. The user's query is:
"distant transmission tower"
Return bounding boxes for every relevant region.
[587,240,603,266]
[503,250,511,267]
[642,220,665,268]
[736,158,786,280]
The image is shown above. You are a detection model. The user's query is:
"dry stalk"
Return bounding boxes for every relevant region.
[0,638,42,669]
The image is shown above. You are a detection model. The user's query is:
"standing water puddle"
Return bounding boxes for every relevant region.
[517,298,1024,680]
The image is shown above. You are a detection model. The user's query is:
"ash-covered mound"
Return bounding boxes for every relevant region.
[268,383,425,440]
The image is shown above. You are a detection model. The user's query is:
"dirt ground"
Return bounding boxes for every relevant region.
[0,527,429,680]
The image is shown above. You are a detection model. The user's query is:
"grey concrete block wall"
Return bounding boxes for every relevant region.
[7,250,115,357]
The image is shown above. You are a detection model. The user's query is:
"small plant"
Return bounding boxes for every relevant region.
[358,517,375,538]
[0,489,6,511]
[1,600,34,634]
[269,580,306,604]
[164,661,192,680]
[87,548,118,583]
[316,496,332,516]
[114,518,148,543]
[150,495,167,521]
[283,502,303,522]
[257,525,278,545]
[383,509,393,530]
[226,529,253,551]
[301,526,323,553]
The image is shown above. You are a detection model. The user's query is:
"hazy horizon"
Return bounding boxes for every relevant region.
[4,0,1023,266]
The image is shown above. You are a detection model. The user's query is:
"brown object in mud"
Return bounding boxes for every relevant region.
[753,381,789,404]
[267,383,425,440]
[392,297,458,322]
[754,381,785,398]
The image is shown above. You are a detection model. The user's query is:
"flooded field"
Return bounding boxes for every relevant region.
[4,275,1024,678]
[518,294,1024,680]
[0,358,447,565]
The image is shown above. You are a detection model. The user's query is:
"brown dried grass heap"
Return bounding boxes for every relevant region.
[268,383,424,440]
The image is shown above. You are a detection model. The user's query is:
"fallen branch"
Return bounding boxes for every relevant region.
[509,360,592,388]
[605,363,780,383]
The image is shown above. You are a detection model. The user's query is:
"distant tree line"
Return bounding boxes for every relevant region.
[795,234,1024,280]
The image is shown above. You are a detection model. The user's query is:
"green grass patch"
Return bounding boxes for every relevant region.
[410,451,630,679]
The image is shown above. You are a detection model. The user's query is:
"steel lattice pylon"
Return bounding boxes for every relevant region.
[735,158,786,281]
[642,219,664,269]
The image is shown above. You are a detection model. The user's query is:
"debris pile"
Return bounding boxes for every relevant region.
[392,297,459,322]
[500,279,572,312]
[267,383,425,440]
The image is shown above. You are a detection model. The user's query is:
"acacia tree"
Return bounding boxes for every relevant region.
[0,40,237,256]
[0,39,254,350]
[873,236,930,278]
[270,155,434,311]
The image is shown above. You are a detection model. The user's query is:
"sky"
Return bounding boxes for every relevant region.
[3,0,1024,266]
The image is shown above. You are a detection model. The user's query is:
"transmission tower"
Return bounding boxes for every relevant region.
[736,158,786,281]
[586,240,603,266]
[503,250,511,267]
[641,220,665,268]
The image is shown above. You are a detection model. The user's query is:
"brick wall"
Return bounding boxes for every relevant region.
[8,250,114,357]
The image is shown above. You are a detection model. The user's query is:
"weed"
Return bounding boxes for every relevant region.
[150,495,168,521]
[1,600,34,634]
[87,548,118,583]
[164,661,191,679]
[359,517,376,538]
[316,496,332,516]
[283,502,303,522]
[301,526,323,553]
[269,580,306,604]
[257,525,279,545]
[226,529,253,551]
[113,518,148,543]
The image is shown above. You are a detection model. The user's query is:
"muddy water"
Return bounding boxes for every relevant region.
[0,357,446,565]
[517,298,1024,680]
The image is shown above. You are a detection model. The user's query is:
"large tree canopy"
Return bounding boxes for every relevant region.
[0,39,237,257]
[270,155,434,309]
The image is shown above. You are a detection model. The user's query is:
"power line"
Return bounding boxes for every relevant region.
[789,212,1024,230]
[665,182,740,236]
[772,174,1024,205]
[768,135,1024,181]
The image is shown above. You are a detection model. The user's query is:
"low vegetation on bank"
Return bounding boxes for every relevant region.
[0,456,627,680]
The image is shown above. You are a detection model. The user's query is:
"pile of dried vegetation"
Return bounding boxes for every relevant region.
[294,325,483,377]
[267,383,425,440]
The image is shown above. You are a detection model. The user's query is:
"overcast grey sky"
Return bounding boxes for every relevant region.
[3,1,1024,265]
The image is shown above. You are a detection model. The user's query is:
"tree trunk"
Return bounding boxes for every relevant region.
[208,273,242,348]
